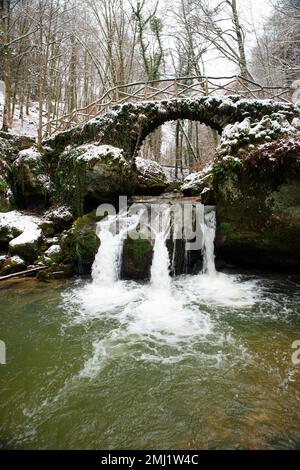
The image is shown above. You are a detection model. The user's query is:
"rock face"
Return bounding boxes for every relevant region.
[55,144,135,216]
[44,206,74,231]
[214,136,300,270]
[134,157,168,195]
[11,147,50,209]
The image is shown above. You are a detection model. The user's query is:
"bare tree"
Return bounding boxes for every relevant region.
[185,0,252,78]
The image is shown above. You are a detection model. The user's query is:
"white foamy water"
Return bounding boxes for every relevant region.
[62,206,259,378]
[203,210,217,276]
[92,212,141,286]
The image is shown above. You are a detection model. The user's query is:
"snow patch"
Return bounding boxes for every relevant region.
[73,144,125,163]
[14,147,41,165]
[10,255,25,266]
[0,211,42,247]
[45,245,61,258]
[135,156,165,178]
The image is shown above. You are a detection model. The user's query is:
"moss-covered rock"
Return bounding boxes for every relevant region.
[214,135,300,270]
[0,211,43,262]
[11,147,51,210]
[121,237,153,280]
[61,210,102,274]
[9,230,43,263]
[0,132,35,163]
[55,144,135,216]
[0,255,26,276]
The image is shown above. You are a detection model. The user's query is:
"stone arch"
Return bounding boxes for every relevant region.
[45,96,299,161]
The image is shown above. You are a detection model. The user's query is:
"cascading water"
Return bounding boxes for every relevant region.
[202,209,217,276]
[92,212,142,286]
[92,218,122,286]
[150,212,171,292]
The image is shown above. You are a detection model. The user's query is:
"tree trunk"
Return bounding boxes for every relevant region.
[1,0,12,132]
[230,0,252,79]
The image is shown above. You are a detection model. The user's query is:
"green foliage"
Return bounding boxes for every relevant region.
[213,157,243,179]
[126,238,152,263]
[220,223,236,239]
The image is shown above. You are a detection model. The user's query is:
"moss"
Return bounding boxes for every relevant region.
[127,238,152,263]
[219,222,236,240]
[286,206,300,216]
[61,210,102,273]
[122,237,153,280]
[213,158,243,180]
[37,264,73,281]
[0,257,26,276]
[215,140,300,270]
[38,220,55,237]
[55,148,86,216]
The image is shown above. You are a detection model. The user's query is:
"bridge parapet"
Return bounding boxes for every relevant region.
[43,75,292,139]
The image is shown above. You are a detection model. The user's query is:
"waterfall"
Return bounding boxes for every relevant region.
[91,203,217,287]
[92,212,141,286]
[202,210,217,276]
[150,212,171,292]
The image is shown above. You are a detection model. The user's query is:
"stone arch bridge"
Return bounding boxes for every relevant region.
[45,96,299,160]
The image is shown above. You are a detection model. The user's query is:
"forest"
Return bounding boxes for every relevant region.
[1,0,299,166]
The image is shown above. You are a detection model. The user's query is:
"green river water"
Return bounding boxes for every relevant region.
[0,272,300,449]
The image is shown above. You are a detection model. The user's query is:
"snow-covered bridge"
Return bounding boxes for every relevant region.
[45,95,299,160]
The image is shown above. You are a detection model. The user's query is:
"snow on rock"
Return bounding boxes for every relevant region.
[56,144,134,214]
[0,211,43,262]
[135,156,166,178]
[181,164,214,197]
[135,157,168,195]
[45,244,62,258]
[11,146,51,208]
[292,117,300,128]
[73,144,126,164]
[10,255,26,266]
[44,206,74,231]
[0,254,26,276]
[219,112,299,156]
[14,146,41,165]
[0,211,41,239]
[9,226,42,248]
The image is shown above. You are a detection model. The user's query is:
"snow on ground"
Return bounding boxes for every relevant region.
[0,88,45,138]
